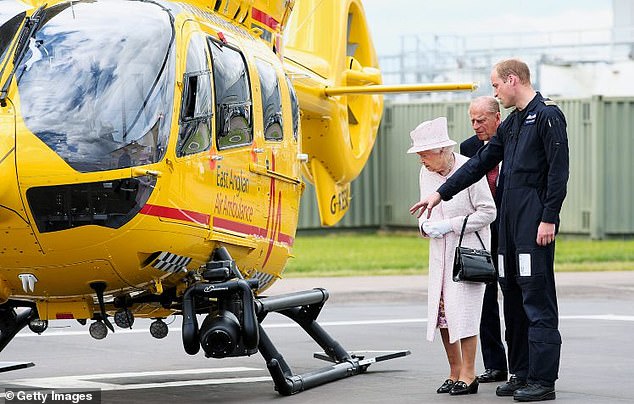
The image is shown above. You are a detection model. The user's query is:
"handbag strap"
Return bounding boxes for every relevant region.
[457,215,486,250]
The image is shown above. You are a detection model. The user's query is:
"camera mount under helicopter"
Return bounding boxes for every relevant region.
[180,247,410,395]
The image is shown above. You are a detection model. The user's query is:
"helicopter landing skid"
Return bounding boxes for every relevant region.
[255,289,410,395]
[0,306,35,355]
[0,306,36,373]
[0,361,34,373]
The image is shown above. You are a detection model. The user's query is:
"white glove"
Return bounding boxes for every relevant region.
[423,220,453,238]
[419,219,428,237]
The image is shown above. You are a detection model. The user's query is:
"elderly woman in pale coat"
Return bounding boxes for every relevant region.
[407,117,496,396]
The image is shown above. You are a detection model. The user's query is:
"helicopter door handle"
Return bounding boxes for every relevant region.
[132,168,162,177]
[211,155,224,161]
[253,148,264,153]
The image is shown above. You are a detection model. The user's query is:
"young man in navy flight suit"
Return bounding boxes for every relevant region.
[410,59,569,402]
[461,96,508,385]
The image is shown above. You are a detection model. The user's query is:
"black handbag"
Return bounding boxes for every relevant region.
[452,215,496,283]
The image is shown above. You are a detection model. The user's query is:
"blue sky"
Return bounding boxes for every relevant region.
[363,0,613,56]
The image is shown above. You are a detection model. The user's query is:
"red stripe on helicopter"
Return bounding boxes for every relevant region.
[140,204,210,226]
[262,155,281,267]
[263,190,284,265]
[251,8,279,30]
[212,217,294,246]
[213,217,265,238]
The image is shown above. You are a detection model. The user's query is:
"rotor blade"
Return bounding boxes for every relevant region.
[324,82,479,97]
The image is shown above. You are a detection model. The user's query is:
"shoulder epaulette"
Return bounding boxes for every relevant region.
[543,99,557,106]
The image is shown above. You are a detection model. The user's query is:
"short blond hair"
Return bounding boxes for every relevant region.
[494,59,531,85]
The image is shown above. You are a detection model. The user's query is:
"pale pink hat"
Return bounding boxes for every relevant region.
[407,116,456,154]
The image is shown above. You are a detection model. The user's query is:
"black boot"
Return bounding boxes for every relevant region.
[513,384,556,402]
[495,375,527,396]
[477,368,508,383]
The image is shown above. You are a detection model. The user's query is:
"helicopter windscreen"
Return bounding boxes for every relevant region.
[0,12,25,67]
[15,1,175,172]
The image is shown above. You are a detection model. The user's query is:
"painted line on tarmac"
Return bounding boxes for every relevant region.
[13,314,634,339]
[4,316,633,395]
[14,318,428,338]
[266,318,427,328]
[0,367,270,396]
[559,314,634,321]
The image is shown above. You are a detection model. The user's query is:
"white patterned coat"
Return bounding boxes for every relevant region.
[419,153,496,343]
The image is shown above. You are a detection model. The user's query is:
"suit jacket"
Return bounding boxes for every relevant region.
[460,136,485,162]
[459,135,504,205]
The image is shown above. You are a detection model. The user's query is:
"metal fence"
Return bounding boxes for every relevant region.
[298,97,634,239]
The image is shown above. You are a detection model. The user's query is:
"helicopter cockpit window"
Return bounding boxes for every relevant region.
[15,1,176,172]
[285,75,300,141]
[177,33,212,157]
[208,39,253,150]
[255,59,283,141]
[0,12,25,63]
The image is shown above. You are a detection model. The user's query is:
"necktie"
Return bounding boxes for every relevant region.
[486,165,499,198]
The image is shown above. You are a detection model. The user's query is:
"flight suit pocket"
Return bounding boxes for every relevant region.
[514,249,546,291]
[496,247,509,290]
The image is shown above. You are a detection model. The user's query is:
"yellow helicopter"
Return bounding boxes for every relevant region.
[0,0,474,394]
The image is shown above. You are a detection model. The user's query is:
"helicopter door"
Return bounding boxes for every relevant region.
[252,59,302,271]
[162,28,214,230]
[207,38,264,251]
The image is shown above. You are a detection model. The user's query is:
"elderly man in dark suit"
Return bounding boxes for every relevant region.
[460,96,508,384]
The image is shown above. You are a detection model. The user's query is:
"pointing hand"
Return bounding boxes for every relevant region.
[409,192,442,219]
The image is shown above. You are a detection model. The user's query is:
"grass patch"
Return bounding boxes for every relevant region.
[283,232,634,277]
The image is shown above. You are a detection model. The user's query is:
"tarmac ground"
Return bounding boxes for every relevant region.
[0,271,633,403]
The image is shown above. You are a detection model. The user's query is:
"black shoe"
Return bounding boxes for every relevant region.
[436,379,455,394]
[513,384,555,402]
[477,368,508,383]
[449,379,479,395]
[496,375,527,397]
